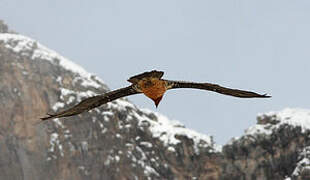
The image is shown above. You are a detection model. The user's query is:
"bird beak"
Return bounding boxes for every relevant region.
[153,96,163,108]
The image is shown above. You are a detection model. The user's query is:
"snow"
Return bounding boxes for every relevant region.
[140,141,153,148]
[53,118,65,129]
[138,108,219,153]
[245,108,310,136]
[48,132,64,157]
[114,155,120,162]
[101,111,114,116]
[52,102,65,111]
[56,76,62,85]
[81,141,88,151]
[104,155,113,166]
[107,99,136,111]
[293,157,310,175]
[60,88,75,97]
[292,146,310,177]
[101,128,107,134]
[59,88,76,104]
[245,124,273,136]
[76,90,98,101]
[283,146,310,179]
[167,146,176,152]
[67,96,75,104]
[116,133,122,138]
[0,33,103,89]
[227,136,240,145]
[64,129,72,139]
[49,133,59,152]
[135,146,159,176]
[59,88,99,105]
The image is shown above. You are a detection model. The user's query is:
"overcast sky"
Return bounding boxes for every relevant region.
[1,0,310,144]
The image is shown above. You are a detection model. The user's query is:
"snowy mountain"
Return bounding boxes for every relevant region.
[225,108,310,179]
[0,20,309,180]
[0,20,218,180]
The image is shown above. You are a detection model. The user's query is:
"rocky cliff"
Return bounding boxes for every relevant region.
[0,20,309,180]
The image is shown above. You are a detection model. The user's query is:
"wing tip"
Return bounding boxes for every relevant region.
[40,113,55,121]
[257,93,271,98]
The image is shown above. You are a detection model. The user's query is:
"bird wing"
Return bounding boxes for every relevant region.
[165,80,271,98]
[41,85,141,121]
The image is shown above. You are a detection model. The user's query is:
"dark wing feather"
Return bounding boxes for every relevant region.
[41,85,141,121]
[165,80,271,98]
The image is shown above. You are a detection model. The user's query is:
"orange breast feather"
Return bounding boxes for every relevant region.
[140,79,166,100]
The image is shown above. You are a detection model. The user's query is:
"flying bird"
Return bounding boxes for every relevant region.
[41,70,270,120]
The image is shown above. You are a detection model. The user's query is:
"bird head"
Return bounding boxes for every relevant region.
[153,96,163,108]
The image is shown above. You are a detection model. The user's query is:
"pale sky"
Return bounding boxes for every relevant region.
[1,0,310,144]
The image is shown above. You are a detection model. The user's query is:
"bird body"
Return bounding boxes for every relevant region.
[137,78,167,107]
[41,70,270,120]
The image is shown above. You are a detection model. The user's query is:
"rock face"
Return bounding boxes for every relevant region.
[222,109,310,180]
[0,20,9,33]
[0,20,309,180]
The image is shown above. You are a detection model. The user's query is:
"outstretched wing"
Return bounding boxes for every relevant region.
[41,85,141,121]
[165,80,271,98]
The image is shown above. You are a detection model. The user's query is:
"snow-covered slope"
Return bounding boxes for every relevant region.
[0,33,104,89]
[224,108,310,180]
[290,146,310,178]
[246,108,310,136]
